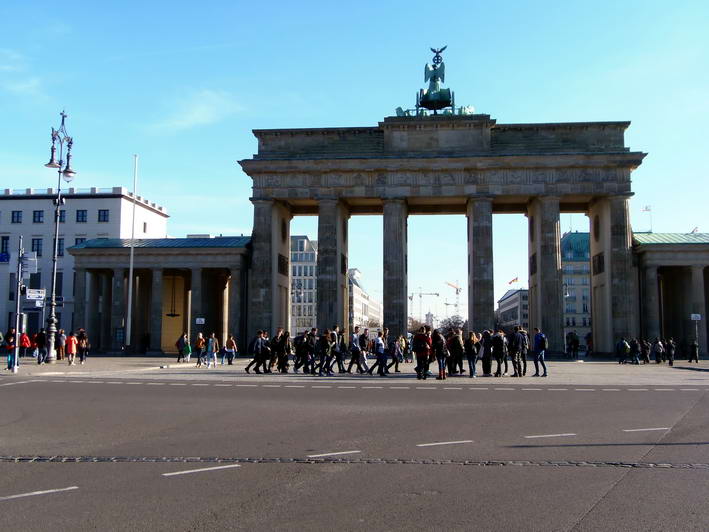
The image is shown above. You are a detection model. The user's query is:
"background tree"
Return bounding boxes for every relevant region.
[438,315,467,336]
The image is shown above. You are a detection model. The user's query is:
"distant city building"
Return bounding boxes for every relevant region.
[348,268,382,331]
[496,288,529,331]
[425,311,436,329]
[290,235,317,332]
[561,231,592,347]
[0,187,168,333]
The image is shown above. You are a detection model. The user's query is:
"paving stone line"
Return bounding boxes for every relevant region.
[1,455,707,470]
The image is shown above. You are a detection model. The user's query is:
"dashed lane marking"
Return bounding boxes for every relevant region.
[390,386,410,389]
[622,427,670,432]
[574,388,595,391]
[416,440,474,447]
[602,388,621,391]
[548,388,568,391]
[495,388,515,391]
[146,383,164,386]
[524,433,577,439]
[311,385,331,389]
[284,385,305,388]
[337,386,356,389]
[162,464,241,477]
[628,389,649,391]
[444,387,462,390]
[306,450,361,458]
[0,486,78,502]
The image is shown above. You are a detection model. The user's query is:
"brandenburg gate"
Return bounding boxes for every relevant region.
[239,51,645,353]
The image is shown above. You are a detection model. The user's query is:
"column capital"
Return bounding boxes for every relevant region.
[691,264,706,274]
[382,197,407,204]
[250,197,274,206]
[467,195,494,204]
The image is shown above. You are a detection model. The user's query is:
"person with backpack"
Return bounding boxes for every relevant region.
[77,329,90,365]
[492,330,508,377]
[532,327,548,377]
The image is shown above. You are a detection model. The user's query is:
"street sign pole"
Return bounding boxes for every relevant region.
[12,236,23,374]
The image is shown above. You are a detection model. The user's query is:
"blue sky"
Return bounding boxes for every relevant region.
[1,1,708,320]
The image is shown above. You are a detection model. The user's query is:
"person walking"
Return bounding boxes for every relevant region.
[205,332,219,368]
[245,330,264,373]
[316,329,334,377]
[176,333,187,363]
[508,327,522,377]
[370,330,387,377]
[292,330,308,373]
[347,326,364,373]
[411,326,430,380]
[194,332,206,368]
[519,328,530,376]
[269,328,284,371]
[688,339,700,363]
[276,332,291,373]
[77,329,90,365]
[35,328,48,365]
[651,338,665,364]
[532,328,548,377]
[492,330,508,377]
[224,334,238,365]
[640,339,651,364]
[182,336,192,363]
[464,331,480,378]
[432,329,448,380]
[358,328,371,373]
[386,334,404,373]
[56,329,66,361]
[628,338,640,365]
[665,338,676,366]
[65,331,78,366]
[4,328,16,371]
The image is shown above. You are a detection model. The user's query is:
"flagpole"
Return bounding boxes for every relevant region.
[125,154,138,352]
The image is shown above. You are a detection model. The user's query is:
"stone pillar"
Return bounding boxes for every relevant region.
[382,199,408,342]
[228,256,245,344]
[149,268,163,351]
[643,266,661,341]
[316,198,349,334]
[73,267,87,332]
[110,268,126,350]
[99,272,111,350]
[467,197,494,332]
[247,199,291,337]
[690,265,707,355]
[190,268,203,342]
[87,271,100,347]
[528,196,563,352]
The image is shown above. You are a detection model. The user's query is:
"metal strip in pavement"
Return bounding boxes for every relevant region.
[162,464,241,477]
[0,486,78,502]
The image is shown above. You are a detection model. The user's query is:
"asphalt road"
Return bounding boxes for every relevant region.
[1,375,708,531]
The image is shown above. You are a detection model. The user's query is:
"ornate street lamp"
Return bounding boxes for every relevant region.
[43,111,76,363]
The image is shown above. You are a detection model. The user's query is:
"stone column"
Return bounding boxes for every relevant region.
[110,268,126,350]
[643,266,661,341]
[608,196,637,344]
[149,268,163,351]
[690,265,707,355]
[190,267,203,342]
[316,198,349,334]
[247,199,291,336]
[228,256,245,344]
[73,267,87,332]
[87,270,101,347]
[528,196,563,352]
[383,199,408,342]
[467,197,494,332]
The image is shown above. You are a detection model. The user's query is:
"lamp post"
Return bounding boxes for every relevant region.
[43,111,76,363]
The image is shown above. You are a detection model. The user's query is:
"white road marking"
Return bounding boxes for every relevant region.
[444,387,462,390]
[390,386,410,389]
[602,388,621,391]
[191,384,209,386]
[214,384,232,387]
[524,433,576,439]
[146,383,164,386]
[169,383,187,386]
[548,388,568,391]
[235,384,257,387]
[307,450,361,458]
[628,389,648,391]
[416,386,436,389]
[311,385,331,389]
[0,486,78,502]
[69,380,84,383]
[0,381,33,386]
[337,386,356,389]
[162,464,241,477]
[416,440,474,447]
[653,389,674,391]
[284,385,305,388]
[522,388,542,391]
[469,387,488,390]
[87,381,103,384]
[127,382,142,385]
[107,382,123,384]
[575,388,595,391]
[362,386,382,389]
[622,427,670,432]
[680,388,700,391]
[262,384,281,388]
[494,388,514,391]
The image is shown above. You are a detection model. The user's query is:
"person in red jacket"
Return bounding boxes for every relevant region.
[65,332,78,366]
[412,326,432,380]
[19,332,31,358]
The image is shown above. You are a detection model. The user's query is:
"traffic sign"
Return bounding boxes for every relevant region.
[690,313,702,321]
[45,295,64,303]
[0,252,9,263]
[26,288,46,301]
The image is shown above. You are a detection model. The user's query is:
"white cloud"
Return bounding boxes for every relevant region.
[151,89,242,131]
[1,76,43,96]
[0,48,25,72]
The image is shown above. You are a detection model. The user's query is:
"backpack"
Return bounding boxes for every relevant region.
[492,335,504,351]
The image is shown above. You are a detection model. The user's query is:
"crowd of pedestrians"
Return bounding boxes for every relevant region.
[2,327,90,370]
[615,336,701,365]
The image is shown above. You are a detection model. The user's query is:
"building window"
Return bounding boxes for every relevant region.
[56,238,64,257]
[98,209,109,222]
[33,210,44,223]
[11,211,22,223]
[1,236,9,255]
[31,238,43,257]
[76,210,87,223]
[56,271,63,297]
[8,272,15,301]
[592,252,605,275]
[59,210,66,223]
[74,237,86,246]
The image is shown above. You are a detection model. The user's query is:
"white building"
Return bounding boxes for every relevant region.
[0,187,168,333]
[290,235,318,332]
[496,288,529,332]
[348,268,382,331]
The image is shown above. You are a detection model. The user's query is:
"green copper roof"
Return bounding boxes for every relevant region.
[633,233,709,245]
[561,231,590,260]
[71,237,251,250]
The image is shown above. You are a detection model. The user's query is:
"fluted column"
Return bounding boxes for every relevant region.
[316,198,349,333]
[149,268,163,351]
[528,196,563,351]
[383,199,408,341]
[608,195,637,343]
[190,267,203,342]
[467,197,494,332]
[110,268,126,350]
[643,266,661,341]
[691,265,707,355]
[228,256,245,344]
[73,267,87,332]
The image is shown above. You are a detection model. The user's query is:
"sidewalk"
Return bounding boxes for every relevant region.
[3,356,708,386]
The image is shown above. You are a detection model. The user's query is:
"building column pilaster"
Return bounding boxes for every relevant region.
[316,198,349,334]
[190,268,203,342]
[691,265,707,356]
[467,197,494,332]
[382,199,408,342]
[110,268,126,350]
[228,256,245,345]
[643,266,661,341]
[149,268,163,351]
[73,267,87,332]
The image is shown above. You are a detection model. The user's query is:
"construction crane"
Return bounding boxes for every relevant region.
[445,280,462,316]
[408,287,439,322]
